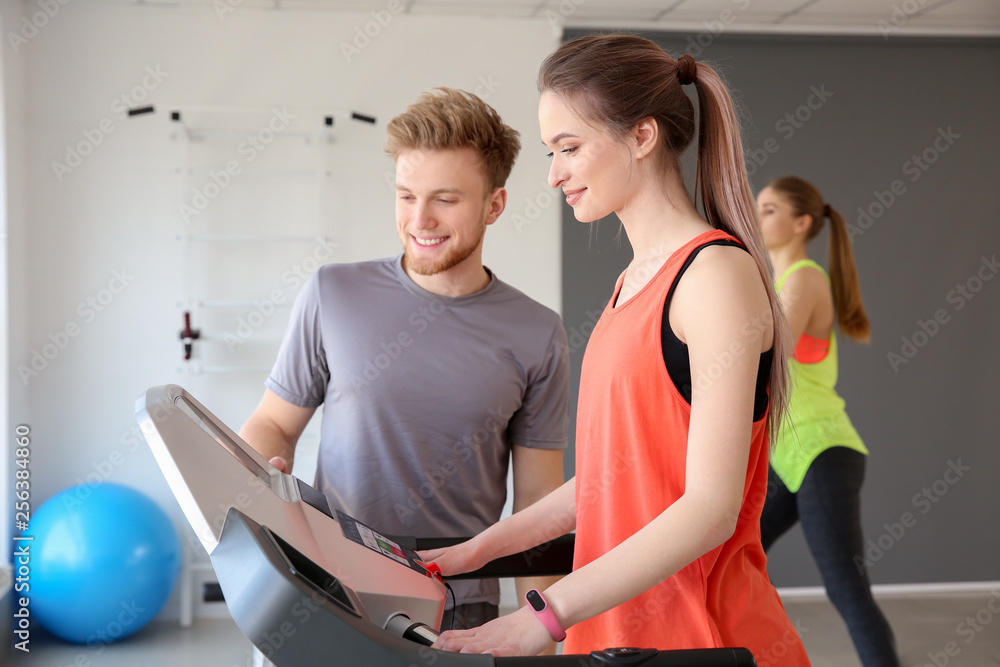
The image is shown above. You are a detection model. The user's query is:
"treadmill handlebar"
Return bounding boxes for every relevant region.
[384,613,757,666]
[386,612,439,647]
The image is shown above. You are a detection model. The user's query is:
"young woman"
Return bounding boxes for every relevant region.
[756,177,899,667]
[420,35,810,665]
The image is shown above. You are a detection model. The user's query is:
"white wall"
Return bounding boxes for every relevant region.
[8,3,560,622]
[1,3,29,656]
[0,0,11,573]
[2,2,30,656]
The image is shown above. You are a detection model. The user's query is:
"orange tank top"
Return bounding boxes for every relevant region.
[566,230,810,667]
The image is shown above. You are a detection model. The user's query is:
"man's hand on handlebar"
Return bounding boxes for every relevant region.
[269,456,289,474]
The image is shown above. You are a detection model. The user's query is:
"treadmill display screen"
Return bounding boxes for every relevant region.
[266,528,361,617]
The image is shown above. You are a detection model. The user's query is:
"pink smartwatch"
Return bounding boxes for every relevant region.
[525,589,566,642]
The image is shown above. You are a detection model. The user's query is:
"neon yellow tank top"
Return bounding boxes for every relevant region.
[771,259,868,492]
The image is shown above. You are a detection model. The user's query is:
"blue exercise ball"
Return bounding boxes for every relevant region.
[28,483,181,645]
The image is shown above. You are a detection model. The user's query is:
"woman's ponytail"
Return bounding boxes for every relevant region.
[690,63,791,442]
[826,205,871,342]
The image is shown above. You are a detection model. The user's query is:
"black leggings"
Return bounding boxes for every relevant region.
[761,447,899,667]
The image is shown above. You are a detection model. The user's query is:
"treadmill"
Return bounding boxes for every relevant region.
[136,384,756,667]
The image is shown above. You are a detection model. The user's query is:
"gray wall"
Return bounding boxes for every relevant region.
[561,30,1000,587]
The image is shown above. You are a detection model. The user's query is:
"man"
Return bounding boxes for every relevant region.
[240,88,568,636]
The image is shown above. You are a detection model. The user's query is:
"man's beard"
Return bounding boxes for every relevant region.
[403,222,486,276]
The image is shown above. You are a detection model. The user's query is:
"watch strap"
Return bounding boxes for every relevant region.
[526,589,566,642]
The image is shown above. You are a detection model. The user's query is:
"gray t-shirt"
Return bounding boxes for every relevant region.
[266,256,569,606]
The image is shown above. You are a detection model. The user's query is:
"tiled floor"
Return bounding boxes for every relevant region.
[8,592,1000,666]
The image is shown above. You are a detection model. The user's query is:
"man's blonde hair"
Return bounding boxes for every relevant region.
[385,87,521,191]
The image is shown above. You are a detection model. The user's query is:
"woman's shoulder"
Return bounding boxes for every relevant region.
[778,260,829,297]
[685,242,762,290]
[671,242,771,342]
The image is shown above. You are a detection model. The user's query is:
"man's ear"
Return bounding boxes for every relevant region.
[485,187,507,226]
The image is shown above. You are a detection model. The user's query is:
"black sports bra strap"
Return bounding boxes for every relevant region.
[661,239,772,421]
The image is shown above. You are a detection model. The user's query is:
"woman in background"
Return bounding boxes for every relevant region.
[757,176,898,667]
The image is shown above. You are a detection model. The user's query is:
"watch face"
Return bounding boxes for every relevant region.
[526,589,546,612]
